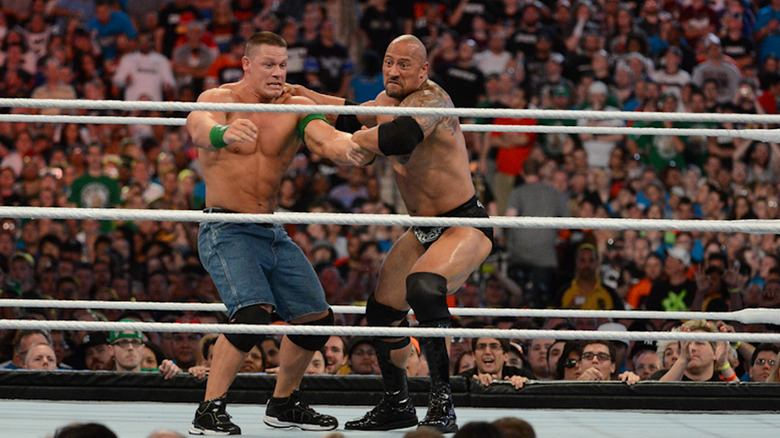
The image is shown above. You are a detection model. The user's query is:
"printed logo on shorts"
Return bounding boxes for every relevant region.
[414,226,444,244]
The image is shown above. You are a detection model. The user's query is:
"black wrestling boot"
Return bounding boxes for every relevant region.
[189,397,241,435]
[345,338,418,430]
[418,334,458,433]
[418,380,457,433]
[263,390,338,431]
[345,395,418,430]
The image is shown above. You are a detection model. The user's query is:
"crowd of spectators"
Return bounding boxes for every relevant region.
[1,0,780,393]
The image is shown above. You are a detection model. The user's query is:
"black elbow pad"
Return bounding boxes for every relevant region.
[335,99,362,133]
[378,116,425,156]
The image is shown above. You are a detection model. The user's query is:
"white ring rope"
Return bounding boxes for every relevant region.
[2,113,777,142]
[3,98,780,124]
[0,319,778,343]
[4,299,779,326]
[1,207,779,235]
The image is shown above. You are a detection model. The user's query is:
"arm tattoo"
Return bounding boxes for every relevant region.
[401,85,457,135]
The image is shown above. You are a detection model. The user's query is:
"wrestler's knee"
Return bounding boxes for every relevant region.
[405,272,451,326]
[288,308,334,351]
[366,294,409,327]
[225,305,271,353]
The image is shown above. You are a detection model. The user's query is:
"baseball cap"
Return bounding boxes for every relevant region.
[552,85,571,98]
[597,322,629,347]
[667,246,691,267]
[630,340,657,359]
[81,332,110,349]
[589,81,609,96]
[109,319,144,343]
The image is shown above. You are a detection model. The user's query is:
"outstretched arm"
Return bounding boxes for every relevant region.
[351,88,446,156]
[186,88,258,152]
[286,83,380,127]
[298,98,374,167]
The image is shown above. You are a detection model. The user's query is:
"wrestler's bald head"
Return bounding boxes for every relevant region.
[388,35,428,62]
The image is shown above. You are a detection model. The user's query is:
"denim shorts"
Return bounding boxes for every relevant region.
[198,221,329,321]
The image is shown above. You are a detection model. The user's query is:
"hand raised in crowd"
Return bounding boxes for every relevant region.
[578,366,609,381]
[187,364,209,380]
[617,371,640,386]
[158,359,181,380]
[472,373,527,390]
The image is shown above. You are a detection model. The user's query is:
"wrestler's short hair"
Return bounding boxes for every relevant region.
[246,31,287,57]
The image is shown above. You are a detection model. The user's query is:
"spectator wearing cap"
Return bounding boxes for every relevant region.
[597,322,630,371]
[577,81,625,169]
[645,246,698,311]
[345,337,379,375]
[110,322,180,379]
[651,46,691,99]
[577,340,639,385]
[692,34,743,105]
[80,332,114,371]
[559,243,624,310]
[743,343,779,382]
[460,335,534,390]
[537,52,575,107]
[406,337,429,377]
[633,347,662,380]
[113,32,175,102]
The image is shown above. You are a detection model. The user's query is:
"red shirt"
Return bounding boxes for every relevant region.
[491,118,537,176]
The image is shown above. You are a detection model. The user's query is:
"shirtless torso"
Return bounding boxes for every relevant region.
[373,81,476,217]
[197,85,312,214]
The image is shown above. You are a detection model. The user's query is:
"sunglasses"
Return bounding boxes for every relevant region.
[755,358,777,367]
[564,358,580,369]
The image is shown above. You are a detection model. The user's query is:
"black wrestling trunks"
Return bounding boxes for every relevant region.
[412,195,494,250]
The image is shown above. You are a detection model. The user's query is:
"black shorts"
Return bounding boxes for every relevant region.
[412,195,494,250]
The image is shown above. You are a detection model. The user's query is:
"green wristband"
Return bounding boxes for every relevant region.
[209,125,229,149]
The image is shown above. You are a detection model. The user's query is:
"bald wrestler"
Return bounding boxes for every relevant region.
[290,34,494,433]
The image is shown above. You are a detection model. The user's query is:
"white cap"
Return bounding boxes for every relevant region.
[667,246,691,267]
[597,322,629,347]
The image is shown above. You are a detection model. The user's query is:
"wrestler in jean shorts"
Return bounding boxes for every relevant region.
[198,221,329,321]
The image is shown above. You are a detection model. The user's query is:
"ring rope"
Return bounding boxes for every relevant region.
[2,113,776,142]
[1,207,779,234]
[4,299,778,325]
[0,319,777,343]
[4,98,780,124]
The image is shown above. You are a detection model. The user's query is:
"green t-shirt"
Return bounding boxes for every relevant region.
[68,174,122,208]
[629,121,687,171]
